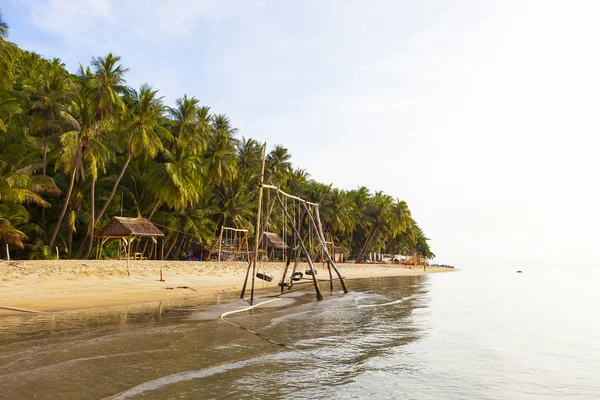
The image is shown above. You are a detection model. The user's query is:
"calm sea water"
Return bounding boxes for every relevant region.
[0,267,598,399]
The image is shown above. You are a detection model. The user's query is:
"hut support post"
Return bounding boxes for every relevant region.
[126,235,132,276]
[276,192,323,300]
[240,143,267,304]
[152,237,158,260]
[304,203,348,293]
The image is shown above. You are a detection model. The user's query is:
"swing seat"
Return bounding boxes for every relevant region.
[305,269,318,276]
[278,282,290,287]
[291,272,303,281]
[256,272,273,282]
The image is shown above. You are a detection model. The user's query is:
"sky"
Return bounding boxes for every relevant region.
[3,0,600,269]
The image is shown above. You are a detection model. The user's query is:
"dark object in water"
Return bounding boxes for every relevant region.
[305,269,318,276]
[291,272,303,281]
[517,271,522,273]
[256,272,273,282]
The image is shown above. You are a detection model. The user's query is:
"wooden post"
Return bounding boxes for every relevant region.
[217,226,224,263]
[160,267,164,282]
[126,235,132,276]
[275,192,323,300]
[5,244,9,261]
[280,246,293,294]
[240,142,267,304]
[305,203,349,293]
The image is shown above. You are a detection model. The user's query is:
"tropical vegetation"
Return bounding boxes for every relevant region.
[0,12,433,261]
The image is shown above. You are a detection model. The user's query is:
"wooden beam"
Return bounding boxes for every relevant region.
[261,184,320,206]
[304,203,348,293]
[240,142,267,304]
[276,191,323,300]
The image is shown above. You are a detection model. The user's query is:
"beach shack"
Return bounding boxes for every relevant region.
[333,246,349,263]
[260,232,288,261]
[94,217,164,273]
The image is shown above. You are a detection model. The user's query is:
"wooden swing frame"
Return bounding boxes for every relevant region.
[240,143,349,304]
[205,226,250,262]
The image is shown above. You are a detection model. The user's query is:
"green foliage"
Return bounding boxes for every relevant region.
[0,20,433,260]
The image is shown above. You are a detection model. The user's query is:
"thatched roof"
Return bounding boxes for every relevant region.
[262,232,288,249]
[95,217,164,238]
[334,246,349,255]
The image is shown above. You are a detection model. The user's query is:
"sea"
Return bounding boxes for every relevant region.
[0,266,598,399]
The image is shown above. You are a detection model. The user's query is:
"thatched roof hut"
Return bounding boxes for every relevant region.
[95,217,164,239]
[261,232,288,249]
[334,246,349,255]
[94,217,164,266]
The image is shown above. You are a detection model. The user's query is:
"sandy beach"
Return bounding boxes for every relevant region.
[0,260,454,316]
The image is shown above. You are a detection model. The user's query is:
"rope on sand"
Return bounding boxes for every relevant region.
[0,306,45,314]
[219,298,304,350]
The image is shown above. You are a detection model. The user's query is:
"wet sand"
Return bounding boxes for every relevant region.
[0,260,454,316]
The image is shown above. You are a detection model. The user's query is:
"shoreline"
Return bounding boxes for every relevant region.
[0,260,455,316]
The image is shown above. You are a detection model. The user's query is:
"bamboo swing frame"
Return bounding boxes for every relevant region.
[240,143,349,304]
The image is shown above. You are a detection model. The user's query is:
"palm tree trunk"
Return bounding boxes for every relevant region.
[356,223,380,261]
[67,224,73,259]
[41,145,48,234]
[165,232,180,259]
[147,201,160,220]
[96,153,132,224]
[83,178,96,259]
[48,168,77,250]
[175,233,187,258]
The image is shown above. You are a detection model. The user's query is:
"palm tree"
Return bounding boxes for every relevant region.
[168,95,207,154]
[237,136,262,175]
[48,95,109,250]
[95,84,171,225]
[355,191,394,260]
[0,132,59,258]
[204,127,238,186]
[90,53,128,117]
[0,10,18,89]
[265,145,292,185]
[0,10,8,38]
[148,148,204,213]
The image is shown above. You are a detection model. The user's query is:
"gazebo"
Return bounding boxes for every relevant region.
[95,217,164,273]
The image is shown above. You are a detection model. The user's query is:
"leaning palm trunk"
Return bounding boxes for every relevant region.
[79,153,133,257]
[48,167,77,250]
[165,232,180,259]
[356,223,380,261]
[96,153,132,224]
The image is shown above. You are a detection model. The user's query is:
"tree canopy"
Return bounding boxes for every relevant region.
[0,12,434,261]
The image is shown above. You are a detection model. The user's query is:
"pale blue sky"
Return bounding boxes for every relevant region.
[3,0,600,268]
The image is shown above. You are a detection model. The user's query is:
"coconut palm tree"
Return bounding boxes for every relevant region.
[0,131,59,258]
[265,145,292,186]
[204,126,238,186]
[0,10,18,89]
[90,53,128,117]
[47,94,110,250]
[168,95,208,154]
[95,84,171,225]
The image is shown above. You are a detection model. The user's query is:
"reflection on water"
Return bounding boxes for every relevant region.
[0,276,427,399]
